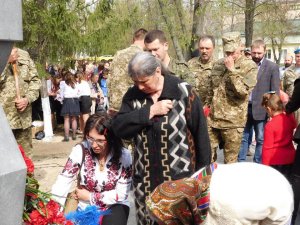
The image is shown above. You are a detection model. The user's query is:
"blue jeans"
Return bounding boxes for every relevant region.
[238,104,266,163]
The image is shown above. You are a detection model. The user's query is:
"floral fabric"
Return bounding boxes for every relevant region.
[51,142,132,210]
[146,163,216,225]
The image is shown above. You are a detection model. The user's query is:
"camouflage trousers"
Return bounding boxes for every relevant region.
[13,127,33,157]
[208,127,244,164]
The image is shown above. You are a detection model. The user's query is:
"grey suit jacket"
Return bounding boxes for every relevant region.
[251,58,280,120]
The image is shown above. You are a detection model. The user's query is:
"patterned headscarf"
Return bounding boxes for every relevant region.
[146,163,217,225]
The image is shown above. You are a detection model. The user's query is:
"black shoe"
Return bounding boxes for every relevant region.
[72,135,76,141]
[62,136,69,142]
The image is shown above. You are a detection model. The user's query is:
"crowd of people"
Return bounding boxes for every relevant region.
[45,60,111,141]
[1,28,300,225]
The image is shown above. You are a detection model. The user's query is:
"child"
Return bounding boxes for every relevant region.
[261,92,297,178]
[99,68,109,111]
[60,72,80,141]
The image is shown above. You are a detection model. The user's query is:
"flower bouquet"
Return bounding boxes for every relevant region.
[21,145,109,225]
[20,145,73,225]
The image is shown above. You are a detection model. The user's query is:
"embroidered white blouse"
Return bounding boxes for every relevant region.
[51,141,132,210]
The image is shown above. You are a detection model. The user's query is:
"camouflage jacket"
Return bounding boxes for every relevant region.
[108,44,143,111]
[209,55,257,129]
[0,48,41,129]
[168,57,195,86]
[283,64,300,97]
[188,57,215,105]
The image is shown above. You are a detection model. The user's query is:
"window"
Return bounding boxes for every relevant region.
[281,49,287,59]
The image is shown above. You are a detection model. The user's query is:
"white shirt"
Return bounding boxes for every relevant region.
[77,80,91,96]
[60,82,79,99]
[51,142,132,211]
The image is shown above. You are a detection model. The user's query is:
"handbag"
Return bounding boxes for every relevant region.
[64,144,85,214]
[293,125,300,144]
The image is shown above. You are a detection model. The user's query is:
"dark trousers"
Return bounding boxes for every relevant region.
[102,204,129,225]
[270,164,293,181]
[291,174,300,225]
[291,145,300,225]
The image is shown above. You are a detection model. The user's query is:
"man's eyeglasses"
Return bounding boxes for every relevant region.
[86,136,107,146]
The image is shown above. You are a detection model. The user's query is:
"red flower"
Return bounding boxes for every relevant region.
[29,210,48,225]
[19,145,34,173]
[26,192,38,199]
[37,201,45,209]
[46,200,60,213]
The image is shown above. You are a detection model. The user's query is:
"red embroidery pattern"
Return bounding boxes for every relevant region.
[79,148,132,209]
[62,158,80,176]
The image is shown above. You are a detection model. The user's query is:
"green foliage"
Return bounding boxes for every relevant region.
[83,0,143,56]
[36,63,48,78]
[21,0,81,64]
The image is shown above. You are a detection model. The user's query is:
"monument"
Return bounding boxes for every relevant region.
[0,0,27,224]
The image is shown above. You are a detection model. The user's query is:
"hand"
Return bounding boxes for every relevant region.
[48,91,56,96]
[150,99,173,119]
[75,187,90,202]
[8,48,19,64]
[203,105,210,117]
[224,55,235,71]
[15,98,29,112]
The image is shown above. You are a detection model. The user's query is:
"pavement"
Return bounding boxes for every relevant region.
[32,129,255,225]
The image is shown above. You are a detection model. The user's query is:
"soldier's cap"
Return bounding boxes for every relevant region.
[294,47,300,54]
[222,32,241,52]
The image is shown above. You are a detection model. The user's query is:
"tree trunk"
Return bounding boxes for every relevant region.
[146,0,159,29]
[244,0,256,47]
[173,0,191,60]
[271,38,284,65]
[190,0,206,57]
[157,0,185,61]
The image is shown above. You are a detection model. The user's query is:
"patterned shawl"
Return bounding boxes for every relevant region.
[146,163,217,225]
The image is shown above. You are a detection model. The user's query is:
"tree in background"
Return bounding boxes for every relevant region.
[258,0,298,64]
[20,0,300,66]
[21,0,81,68]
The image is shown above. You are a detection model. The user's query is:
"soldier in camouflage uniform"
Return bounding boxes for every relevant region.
[188,35,215,106]
[283,48,300,124]
[108,28,148,112]
[144,30,195,85]
[0,48,41,156]
[208,32,257,164]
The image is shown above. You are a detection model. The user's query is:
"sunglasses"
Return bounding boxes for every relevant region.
[86,136,107,146]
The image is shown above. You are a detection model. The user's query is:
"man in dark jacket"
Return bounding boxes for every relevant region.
[238,39,280,163]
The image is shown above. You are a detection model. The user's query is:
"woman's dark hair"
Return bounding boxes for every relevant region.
[83,112,123,161]
[261,93,283,112]
[64,71,76,88]
[74,71,84,83]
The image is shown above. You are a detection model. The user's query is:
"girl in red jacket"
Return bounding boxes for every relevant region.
[261,92,297,178]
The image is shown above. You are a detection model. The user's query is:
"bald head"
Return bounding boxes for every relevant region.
[284,55,293,68]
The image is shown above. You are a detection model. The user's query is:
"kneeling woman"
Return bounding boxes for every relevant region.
[52,113,132,225]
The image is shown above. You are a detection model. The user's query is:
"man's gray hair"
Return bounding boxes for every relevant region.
[128,52,168,77]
